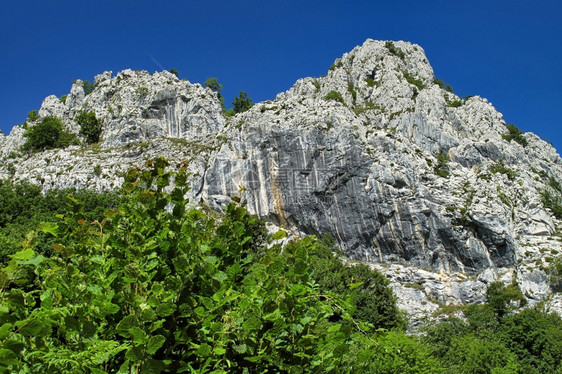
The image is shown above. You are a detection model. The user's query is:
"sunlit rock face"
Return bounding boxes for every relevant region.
[2,39,561,321]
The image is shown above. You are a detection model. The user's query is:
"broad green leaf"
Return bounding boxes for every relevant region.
[327,323,342,333]
[197,343,212,357]
[0,348,18,366]
[117,316,137,338]
[212,271,228,283]
[11,249,34,260]
[333,343,349,358]
[156,302,175,317]
[16,319,46,337]
[0,323,12,340]
[214,347,226,355]
[38,221,59,237]
[129,327,147,344]
[349,281,365,290]
[146,335,166,355]
[233,344,247,354]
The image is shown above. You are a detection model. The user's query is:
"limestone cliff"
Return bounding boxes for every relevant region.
[1,39,561,324]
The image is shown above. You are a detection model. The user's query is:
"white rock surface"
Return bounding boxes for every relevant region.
[1,39,561,325]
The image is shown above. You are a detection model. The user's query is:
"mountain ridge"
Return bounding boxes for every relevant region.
[1,39,561,324]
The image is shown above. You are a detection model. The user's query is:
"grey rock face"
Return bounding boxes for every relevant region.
[1,39,561,321]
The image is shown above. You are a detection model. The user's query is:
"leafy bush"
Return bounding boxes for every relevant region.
[541,188,562,219]
[59,95,67,104]
[169,68,179,77]
[434,152,450,178]
[76,111,102,144]
[502,123,528,147]
[423,282,562,373]
[204,77,225,109]
[0,158,408,372]
[21,116,78,153]
[489,159,518,181]
[403,71,426,90]
[324,90,345,105]
[385,41,406,60]
[0,180,119,264]
[82,80,95,95]
[446,98,463,107]
[27,110,39,122]
[232,91,253,113]
[433,78,445,88]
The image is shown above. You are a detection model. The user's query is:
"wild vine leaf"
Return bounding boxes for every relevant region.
[146,335,166,355]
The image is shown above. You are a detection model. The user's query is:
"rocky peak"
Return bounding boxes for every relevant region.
[1,39,561,323]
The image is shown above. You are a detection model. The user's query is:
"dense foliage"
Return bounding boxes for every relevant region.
[502,123,528,147]
[232,91,253,114]
[0,159,560,373]
[21,116,78,153]
[76,111,102,144]
[324,91,345,105]
[0,180,120,265]
[203,78,225,109]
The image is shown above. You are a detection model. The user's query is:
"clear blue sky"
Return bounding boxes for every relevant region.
[1,0,561,152]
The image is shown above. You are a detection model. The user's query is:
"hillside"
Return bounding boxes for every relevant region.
[1,39,561,323]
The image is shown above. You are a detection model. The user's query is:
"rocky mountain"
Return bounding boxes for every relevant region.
[1,39,561,325]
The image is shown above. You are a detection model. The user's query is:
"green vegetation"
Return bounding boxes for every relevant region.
[403,71,426,90]
[490,159,518,181]
[329,60,343,71]
[21,116,79,153]
[27,110,39,122]
[385,41,406,60]
[204,77,225,109]
[324,90,345,105]
[366,77,378,87]
[548,257,562,292]
[446,98,463,108]
[82,80,95,96]
[541,188,562,219]
[541,176,562,219]
[0,180,119,265]
[232,91,253,114]
[502,123,528,147]
[59,95,67,104]
[0,159,412,372]
[169,68,179,77]
[434,152,450,178]
[76,111,102,144]
[0,160,561,372]
[423,282,561,374]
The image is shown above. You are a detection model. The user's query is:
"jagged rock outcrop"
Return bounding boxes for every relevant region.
[1,39,561,323]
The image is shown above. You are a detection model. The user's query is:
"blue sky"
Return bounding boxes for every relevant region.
[1,0,561,152]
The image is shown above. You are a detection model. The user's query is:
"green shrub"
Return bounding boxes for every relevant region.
[324,90,345,105]
[59,95,67,104]
[204,77,225,108]
[82,80,95,95]
[76,111,102,144]
[434,152,450,178]
[502,123,528,147]
[27,110,39,122]
[169,68,179,77]
[489,160,518,181]
[433,78,445,88]
[21,116,78,153]
[232,91,253,113]
[446,98,463,107]
[385,41,406,60]
[0,158,406,373]
[541,188,562,219]
[403,71,426,90]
